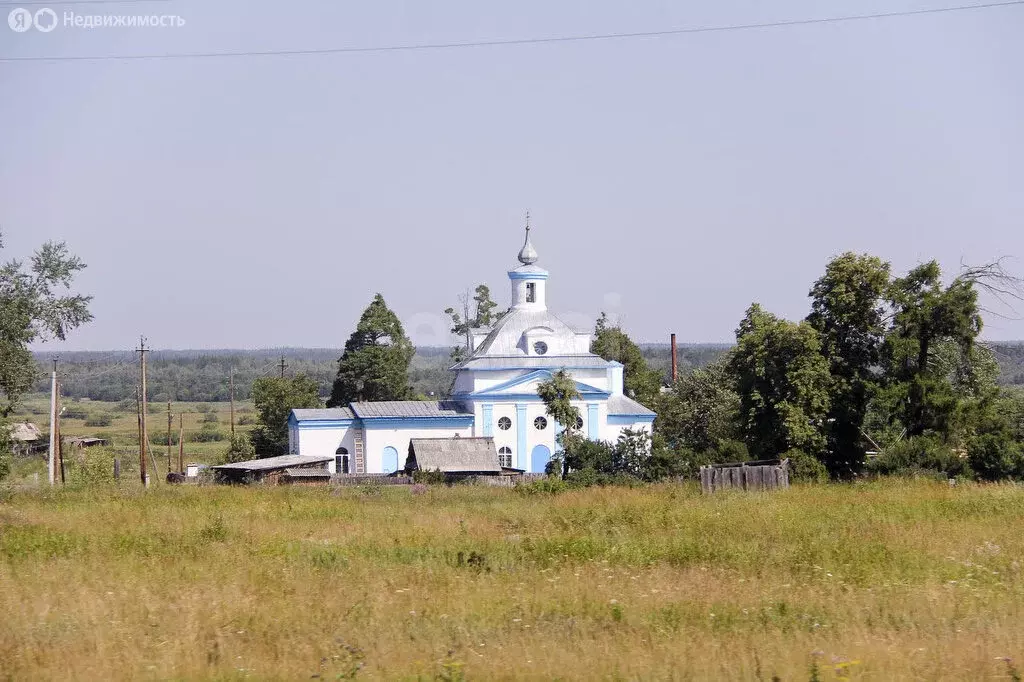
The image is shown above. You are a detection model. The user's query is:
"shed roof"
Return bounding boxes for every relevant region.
[408,437,500,473]
[283,467,332,478]
[350,401,471,419]
[212,454,333,472]
[9,422,42,442]
[291,407,355,421]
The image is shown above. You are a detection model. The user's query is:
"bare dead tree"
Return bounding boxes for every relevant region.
[959,258,1024,320]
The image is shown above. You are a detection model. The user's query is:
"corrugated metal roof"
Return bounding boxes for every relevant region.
[452,355,612,371]
[350,401,471,419]
[212,454,333,472]
[606,394,657,417]
[409,437,500,473]
[291,408,355,421]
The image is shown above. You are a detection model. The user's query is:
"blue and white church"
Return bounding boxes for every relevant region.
[288,225,656,475]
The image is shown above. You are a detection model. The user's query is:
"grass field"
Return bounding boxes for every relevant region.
[2,480,1024,680]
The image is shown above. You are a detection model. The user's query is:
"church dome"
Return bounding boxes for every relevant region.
[518,225,538,265]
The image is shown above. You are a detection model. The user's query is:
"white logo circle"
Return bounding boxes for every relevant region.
[33,8,57,32]
[7,7,32,32]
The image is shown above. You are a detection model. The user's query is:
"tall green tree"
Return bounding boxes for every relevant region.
[806,252,890,477]
[537,369,582,477]
[883,262,982,438]
[250,374,322,456]
[591,312,662,408]
[655,359,740,455]
[0,233,92,478]
[727,304,832,460]
[445,284,506,364]
[328,294,415,407]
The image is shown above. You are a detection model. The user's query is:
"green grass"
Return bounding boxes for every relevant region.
[2,480,1024,679]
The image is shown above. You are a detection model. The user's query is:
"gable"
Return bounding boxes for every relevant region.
[466,369,609,399]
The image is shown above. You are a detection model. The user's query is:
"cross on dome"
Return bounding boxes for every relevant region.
[517,211,539,265]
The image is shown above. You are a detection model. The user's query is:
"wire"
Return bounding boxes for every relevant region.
[1,0,1022,63]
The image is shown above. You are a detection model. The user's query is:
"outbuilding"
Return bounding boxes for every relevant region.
[406,437,522,482]
[212,454,332,484]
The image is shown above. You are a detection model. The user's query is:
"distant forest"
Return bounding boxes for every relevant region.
[32,342,1024,404]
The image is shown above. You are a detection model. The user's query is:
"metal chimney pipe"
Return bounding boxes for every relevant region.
[670,333,678,383]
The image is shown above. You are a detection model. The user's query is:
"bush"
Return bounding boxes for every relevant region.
[515,477,568,495]
[202,412,219,424]
[191,429,224,443]
[783,448,828,483]
[237,415,255,425]
[84,413,113,427]
[967,433,1023,481]
[412,468,445,484]
[62,408,89,420]
[866,436,970,479]
[224,433,255,463]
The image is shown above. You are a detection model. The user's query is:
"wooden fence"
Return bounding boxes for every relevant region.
[699,458,790,494]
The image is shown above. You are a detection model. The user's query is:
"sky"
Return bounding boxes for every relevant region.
[2,0,1023,352]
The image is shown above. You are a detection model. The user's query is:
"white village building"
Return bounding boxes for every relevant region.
[288,225,656,475]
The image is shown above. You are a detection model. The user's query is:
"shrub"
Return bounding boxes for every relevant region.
[866,436,970,479]
[412,468,445,484]
[784,448,828,483]
[202,412,219,424]
[237,415,254,425]
[62,408,89,420]
[84,414,113,427]
[967,432,1024,481]
[224,433,255,463]
[515,477,568,495]
[191,429,224,443]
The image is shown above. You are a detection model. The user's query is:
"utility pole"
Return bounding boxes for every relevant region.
[178,413,184,475]
[56,374,65,485]
[136,385,145,486]
[48,359,57,485]
[279,355,287,379]
[229,368,236,437]
[137,337,150,487]
[167,401,173,474]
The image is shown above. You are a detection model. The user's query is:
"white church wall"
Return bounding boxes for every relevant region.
[296,425,356,473]
[362,423,474,474]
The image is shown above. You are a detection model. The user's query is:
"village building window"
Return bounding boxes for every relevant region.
[533,341,548,355]
[534,416,548,430]
[336,447,349,474]
[498,416,512,430]
[498,446,513,468]
[526,282,536,302]
[576,415,584,430]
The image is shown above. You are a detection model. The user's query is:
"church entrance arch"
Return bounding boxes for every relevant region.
[530,444,551,474]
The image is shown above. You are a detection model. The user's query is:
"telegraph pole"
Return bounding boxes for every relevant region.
[47,359,57,485]
[178,413,184,475]
[56,374,65,485]
[167,401,173,474]
[229,368,236,437]
[279,355,287,379]
[137,337,150,487]
[136,385,145,486]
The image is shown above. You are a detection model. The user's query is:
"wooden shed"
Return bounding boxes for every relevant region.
[406,437,515,480]
[212,455,332,485]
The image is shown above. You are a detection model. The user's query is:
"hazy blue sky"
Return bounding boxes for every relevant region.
[3,0,1022,352]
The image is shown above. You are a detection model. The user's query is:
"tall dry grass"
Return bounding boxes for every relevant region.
[2,480,1024,680]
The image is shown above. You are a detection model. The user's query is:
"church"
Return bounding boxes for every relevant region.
[287,224,656,475]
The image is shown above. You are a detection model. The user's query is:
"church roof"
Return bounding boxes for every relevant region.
[606,394,657,417]
[350,400,471,419]
[470,308,588,357]
[291,408,355,421]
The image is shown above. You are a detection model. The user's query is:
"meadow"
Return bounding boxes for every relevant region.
[2,480,1024,680]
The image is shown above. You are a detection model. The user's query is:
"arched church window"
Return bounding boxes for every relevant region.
[336,447,349,475]
[498,416,512,430]
[575,415,584,430]
[498,446,513,468]
[534,416,548,430]
[533,341,548,355]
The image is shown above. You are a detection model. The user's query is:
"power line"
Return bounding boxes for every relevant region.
[1,1,1022,63]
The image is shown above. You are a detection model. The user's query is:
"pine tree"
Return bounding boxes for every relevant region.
[328,294,415,406]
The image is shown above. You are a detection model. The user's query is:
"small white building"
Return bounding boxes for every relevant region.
[288,224,655,474]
